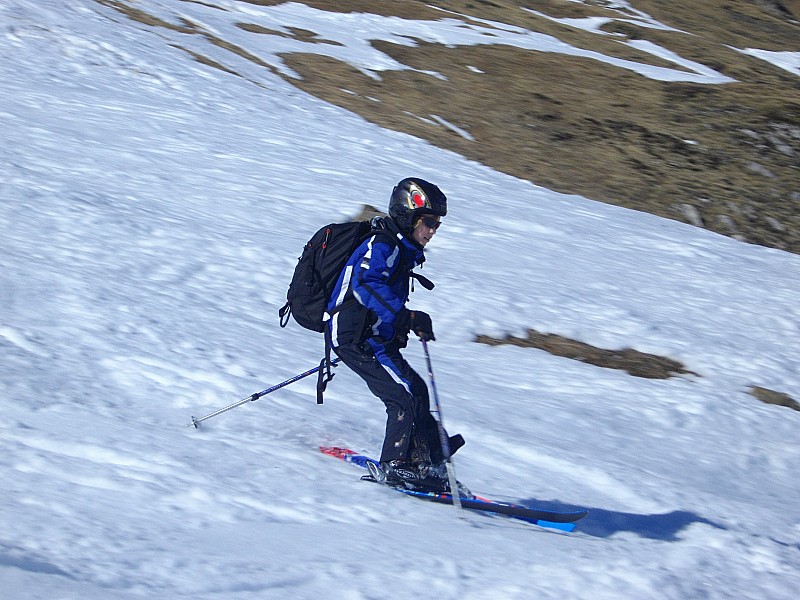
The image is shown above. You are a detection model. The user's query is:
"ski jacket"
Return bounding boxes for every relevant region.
[327,218,425,347]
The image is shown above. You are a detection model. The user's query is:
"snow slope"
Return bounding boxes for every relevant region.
[1,1,799,598]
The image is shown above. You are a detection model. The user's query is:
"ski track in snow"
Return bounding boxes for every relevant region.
[1,1,799,599]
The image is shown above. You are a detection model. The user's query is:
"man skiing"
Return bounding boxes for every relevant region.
[326,177,463,492]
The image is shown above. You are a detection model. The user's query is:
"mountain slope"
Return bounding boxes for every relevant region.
[1,2,799,599]
[100,0,800,252]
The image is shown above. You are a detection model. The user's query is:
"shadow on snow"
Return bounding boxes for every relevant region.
[0,545,75,579]
[517,498,725,540]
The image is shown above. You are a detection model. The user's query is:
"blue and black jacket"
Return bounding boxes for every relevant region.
[327,218,425,348]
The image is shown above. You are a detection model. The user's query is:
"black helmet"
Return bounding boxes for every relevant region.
[389,178,447,233]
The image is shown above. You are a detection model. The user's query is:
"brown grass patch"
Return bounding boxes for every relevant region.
[476,329,698,379]
[750,386,800,411]
[278,1,800,252]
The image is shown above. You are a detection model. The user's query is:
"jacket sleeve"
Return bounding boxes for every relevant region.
[351,234,405,338]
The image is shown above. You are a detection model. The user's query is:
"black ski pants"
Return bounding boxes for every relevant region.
[333,339,445,464]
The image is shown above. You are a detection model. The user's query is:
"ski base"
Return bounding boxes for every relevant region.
[321,446,588,532]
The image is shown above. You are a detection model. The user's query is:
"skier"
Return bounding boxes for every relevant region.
[327,177,463,492]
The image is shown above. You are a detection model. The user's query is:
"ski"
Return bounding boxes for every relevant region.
[320,446,588,532]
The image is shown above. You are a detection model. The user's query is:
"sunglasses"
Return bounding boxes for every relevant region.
[419,216,442,230]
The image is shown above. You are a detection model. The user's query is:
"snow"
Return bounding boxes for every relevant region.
[524,5,684,35]
[114,0,736,83]
[736,48,800,77]
[2,1,799,599]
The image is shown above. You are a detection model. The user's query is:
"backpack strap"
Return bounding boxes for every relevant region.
[314,227,434,405]
[314,227,399,404]
[316,323,336,404]
[278,302,291,327]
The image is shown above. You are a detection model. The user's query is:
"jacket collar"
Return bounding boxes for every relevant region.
[381,217,426,266]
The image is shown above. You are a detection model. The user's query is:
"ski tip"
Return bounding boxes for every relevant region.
[536,520,576,532]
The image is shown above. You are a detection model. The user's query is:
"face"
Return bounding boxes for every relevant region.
[412,215,441,247]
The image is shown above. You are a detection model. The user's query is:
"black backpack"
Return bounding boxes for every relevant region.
[279,220,378,333]
[279,220,396,403]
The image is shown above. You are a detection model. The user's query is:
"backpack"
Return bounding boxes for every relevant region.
[279,219,397,404]
[278,220,378,333]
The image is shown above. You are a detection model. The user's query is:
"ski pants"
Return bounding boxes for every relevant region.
[333,339,445,464]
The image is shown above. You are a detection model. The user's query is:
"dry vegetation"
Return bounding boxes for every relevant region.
[475,329,698,379]
[273,0,800,253]
[750,385,800,411]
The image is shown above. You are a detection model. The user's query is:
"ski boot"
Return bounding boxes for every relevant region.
[367,459,473,498]
[366,459,443,491]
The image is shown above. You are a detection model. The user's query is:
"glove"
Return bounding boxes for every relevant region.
[410,310,435,342]
[394,308,412,346]
[394,309,435,343]
[397,331,409,349]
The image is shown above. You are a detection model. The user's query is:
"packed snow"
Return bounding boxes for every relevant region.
[1,1,799,599]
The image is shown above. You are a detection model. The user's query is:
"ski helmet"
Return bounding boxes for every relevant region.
[388,178,447,233]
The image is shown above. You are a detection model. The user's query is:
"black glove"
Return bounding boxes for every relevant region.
[410,310,435,342]
[396,329,409,349]
[394,309,435,343]
[394,308,412,346]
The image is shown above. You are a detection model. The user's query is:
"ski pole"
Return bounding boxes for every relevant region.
[187,358,340,428]
[420,338,463,513]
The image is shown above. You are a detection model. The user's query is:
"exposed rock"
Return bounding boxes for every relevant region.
[354,204,385,221]
[745,162,776,178]
[716,214,739,233]
[765,216,786,232]
[679,204,705,228]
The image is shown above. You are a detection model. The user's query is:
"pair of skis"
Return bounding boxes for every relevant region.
[320,446,588,532]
